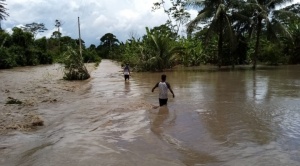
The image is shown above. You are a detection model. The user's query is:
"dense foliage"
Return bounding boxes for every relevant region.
[0,27,101,69]
[105,0,300,71]
[63,46,90,80]
[1,0,300,72]
[0,1,101,71]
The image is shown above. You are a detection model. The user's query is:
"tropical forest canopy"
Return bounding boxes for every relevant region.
[1,0,300,71]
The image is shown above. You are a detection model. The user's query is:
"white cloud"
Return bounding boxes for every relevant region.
[3,0,299,46]
[3,0,169,46]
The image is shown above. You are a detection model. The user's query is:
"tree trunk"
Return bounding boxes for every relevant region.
[218,14,224,68]
[253,18,262,70]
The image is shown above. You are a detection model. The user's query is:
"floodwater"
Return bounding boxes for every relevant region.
[1,60,300,166]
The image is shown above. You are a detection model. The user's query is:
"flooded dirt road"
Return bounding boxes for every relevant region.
[1,60,300,166]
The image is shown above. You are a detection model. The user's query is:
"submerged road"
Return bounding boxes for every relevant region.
[1,60,300,165]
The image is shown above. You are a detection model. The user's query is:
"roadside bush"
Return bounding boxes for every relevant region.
[8,45,26,66]
[63,46,90,80]
[25,48,39,66]
[0,48,16,69]
[260,42,286,65]
[36,50,53,64]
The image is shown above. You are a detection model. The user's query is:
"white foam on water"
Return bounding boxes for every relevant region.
[194,109,208,113]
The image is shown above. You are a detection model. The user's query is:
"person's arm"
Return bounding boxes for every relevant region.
[152,82,159,92]
[166,82,175,98]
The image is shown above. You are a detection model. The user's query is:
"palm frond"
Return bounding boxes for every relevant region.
[272,19,293,40]
[224,15,238,51]
[186,9,212,33]
[186,0,205,8]
[0,0,9,20]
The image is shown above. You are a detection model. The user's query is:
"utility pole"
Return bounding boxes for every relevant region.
[78,17,82,57]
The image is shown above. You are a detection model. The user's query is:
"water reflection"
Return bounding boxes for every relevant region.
[197,71,274,146]
[150,106,218,165]
[249,72,269,102]
[150,106,170,136]
[124,81,131,95]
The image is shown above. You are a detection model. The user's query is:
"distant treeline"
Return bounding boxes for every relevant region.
[0,27,102,69]
[104,1,300,71]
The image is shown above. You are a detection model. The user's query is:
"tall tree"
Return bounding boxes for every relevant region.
[11,27,34,48]
[100,33,119,48]
[244,0,295,69]
[0,0,9,30]
[273,3,300,64]
[152,0,191,37]
[21,22,48,39]
[54,19,62,52]
[186,0,237,67]
[55,20,62,35]
[11,27,35,65]
[98,33,119,58]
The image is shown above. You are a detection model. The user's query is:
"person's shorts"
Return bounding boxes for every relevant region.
[124,75,129,80]
[159,98,168,106]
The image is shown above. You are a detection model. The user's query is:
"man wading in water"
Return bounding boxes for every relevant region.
[123,64,130,81]
[152,74,175,106]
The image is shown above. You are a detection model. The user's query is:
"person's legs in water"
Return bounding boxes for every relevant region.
[124,75,129,81]
[159,98,168,106]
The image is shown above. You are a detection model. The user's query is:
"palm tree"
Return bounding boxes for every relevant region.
[0,0,9,30]
[273,3,300,64]
[141,26,182,71]
[244,0,294,69]
[186,0,237,68]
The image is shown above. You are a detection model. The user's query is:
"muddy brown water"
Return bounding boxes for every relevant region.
[1,60,300,166]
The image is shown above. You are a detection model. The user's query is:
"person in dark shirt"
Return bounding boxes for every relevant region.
[123,64,130,81]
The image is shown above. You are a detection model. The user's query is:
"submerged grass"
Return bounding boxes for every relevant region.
[6,97,22,104]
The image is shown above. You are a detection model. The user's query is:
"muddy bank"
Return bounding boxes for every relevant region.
[0,63,97,133]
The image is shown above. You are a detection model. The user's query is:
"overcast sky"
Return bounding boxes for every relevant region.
[2,0,300,47]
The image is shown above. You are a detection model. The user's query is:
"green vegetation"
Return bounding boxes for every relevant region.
[63,46,90,80]
[1,0,300,73]
[0,6,101,81]
[0,1,101,76]
[0,26,102,68]
[106,0,300,71]
[0,0,9,26]
[0,27,101,82]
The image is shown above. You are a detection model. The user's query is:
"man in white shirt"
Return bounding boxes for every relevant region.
[152,74,175,106]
